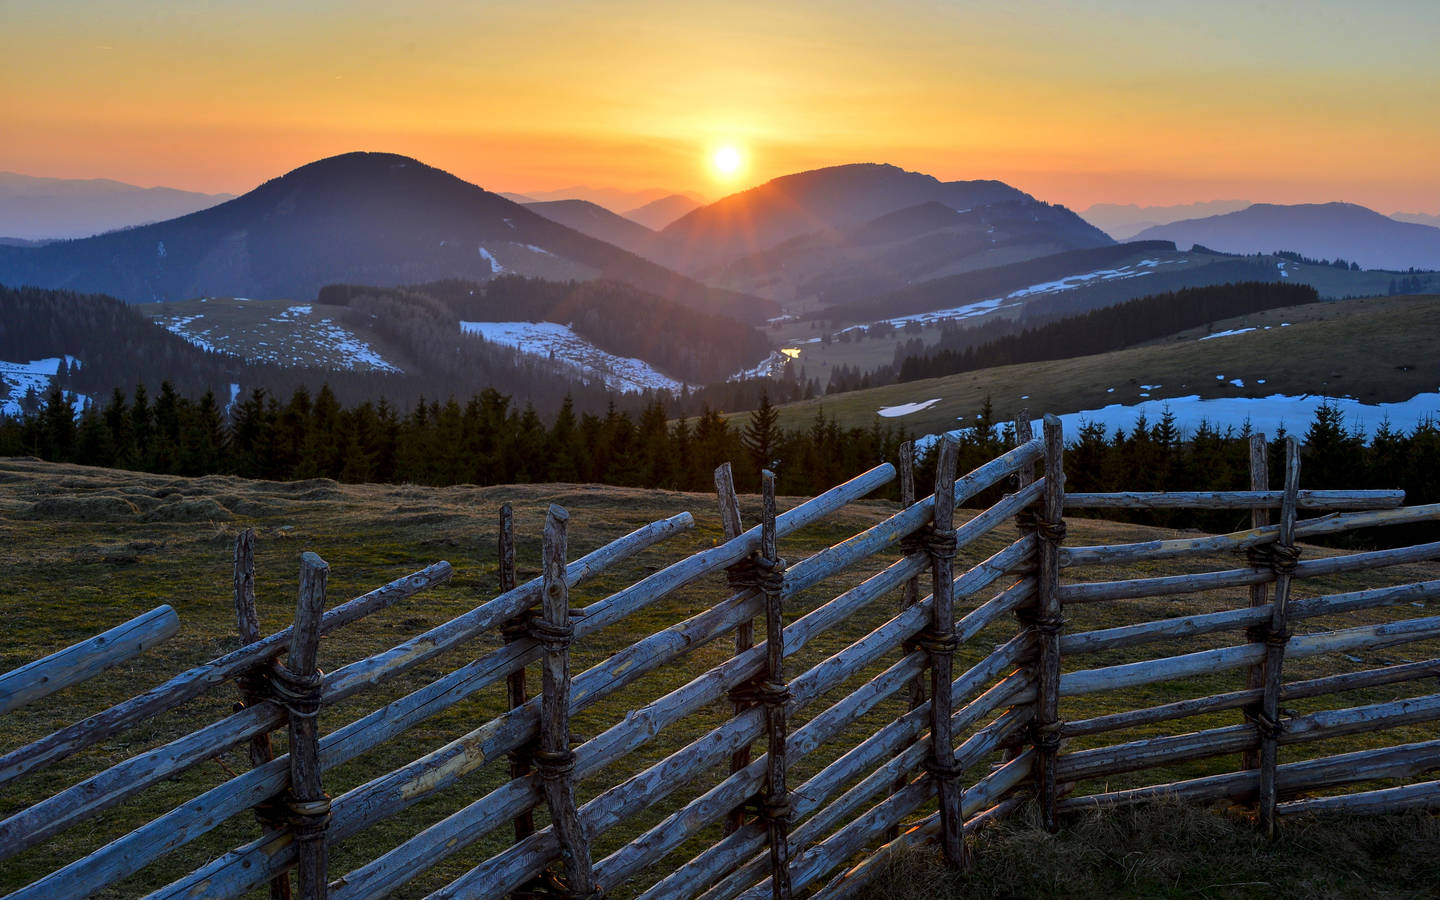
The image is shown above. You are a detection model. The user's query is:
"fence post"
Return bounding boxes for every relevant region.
[715,462,753,834]
[923,437,969,869]
[1257,437,1301,838]
[232,529,293,900]
[886,440,927,840]
[278,552,330,900]
[535,505,601,897]
[756,470,793,900]
[1032,414,1066,832]
[1242,434,1270,775]
[498,503,539,856]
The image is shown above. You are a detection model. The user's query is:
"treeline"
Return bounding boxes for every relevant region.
[5,381,1439,546]
[897,281,1318,382]
[320,275,771,384]
[0,383,906,497]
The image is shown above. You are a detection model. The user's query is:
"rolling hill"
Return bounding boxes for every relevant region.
[521,199,668,259]
[660,163,1112,303]
[0,172,234,241]
[758,293,1440,439]
[1134,202,1440,271]
[0,152,776,323]
[624,194,704,230]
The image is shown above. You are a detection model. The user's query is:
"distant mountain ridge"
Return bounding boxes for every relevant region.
[662,163,1112,303]
[1134,202,1440,271]
[1081,200,1251,240]
[521,199,663,258]
[0,152,776,322]
[0,172,234,241]
[624,194,703,230]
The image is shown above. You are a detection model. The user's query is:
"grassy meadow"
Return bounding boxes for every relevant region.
[1,456,1438,897]
[764,294,1440,435]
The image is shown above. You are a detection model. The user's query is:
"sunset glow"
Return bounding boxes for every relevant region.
[711,145,744,179]
[1,1,1437,212]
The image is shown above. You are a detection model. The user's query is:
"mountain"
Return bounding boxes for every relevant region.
[0,152,776,322]
[0,172,234,241]
[624,194,703,230]
[1081,200,1250,240]
[660,163,1112,303]
[1393,211,1440,229]
[1134,202,1440,271]
[522,199,664,258]
[504,185,696,212]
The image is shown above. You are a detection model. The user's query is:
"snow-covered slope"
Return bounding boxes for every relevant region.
[0,356,87,416]
[151,301,402,372]
[461,321,684,393]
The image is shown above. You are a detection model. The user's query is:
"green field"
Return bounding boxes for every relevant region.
[2,458,1438,897]
[761,294,1440,436]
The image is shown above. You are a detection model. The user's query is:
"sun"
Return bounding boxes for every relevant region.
[710,145,744,178]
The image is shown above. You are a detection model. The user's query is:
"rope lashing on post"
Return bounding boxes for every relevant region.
[901,525,958,560]
[533,747,577,781]
[268,658,324,720]
[1028,717,1064,752]
[285,796,333,843]
[528,616,575,651]
[1246,542,1302,575]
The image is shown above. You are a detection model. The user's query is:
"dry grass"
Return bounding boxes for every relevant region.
[1,456,1438,898]
[866,802,1440,899]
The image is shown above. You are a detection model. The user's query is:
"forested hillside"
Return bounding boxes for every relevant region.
[897,281,1319,382]
[319,275,771,384]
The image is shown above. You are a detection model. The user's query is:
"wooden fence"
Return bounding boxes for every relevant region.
[3,414,1439,899]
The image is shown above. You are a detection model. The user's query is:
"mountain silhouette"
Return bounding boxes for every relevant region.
[660,163,1109,272]
[1134,202,1440,271]
[0,152,774,321]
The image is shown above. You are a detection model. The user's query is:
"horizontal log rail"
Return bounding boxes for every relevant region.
[1062,502,1440,567]
[0,605,178,716]
[1059,578,1440,658]
[1057,738,1440,812]
[1055,693,1440,784]
[1060,615,1440,699]
[1277,779,1440,816]
[0,561,454,788]
[1064,657,1440,738]
[1063,489,1403,510]
[1061,540,1440,604]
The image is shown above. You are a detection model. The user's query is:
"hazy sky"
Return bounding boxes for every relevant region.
[3,0,1438,211]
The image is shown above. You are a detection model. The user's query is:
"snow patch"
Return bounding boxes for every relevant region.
[478,246,504,273]
[0,357,87,417]
[461,321,684,393]
[1200,327,1256,341]
[877,398,942,418]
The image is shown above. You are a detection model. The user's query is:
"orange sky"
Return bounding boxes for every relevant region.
[3,1,1438,212]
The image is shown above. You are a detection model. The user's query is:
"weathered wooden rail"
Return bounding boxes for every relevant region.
[4,416,1440,899]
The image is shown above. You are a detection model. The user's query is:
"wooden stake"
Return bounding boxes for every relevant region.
[1258,436,1301,838]
[716,462,752,834]
[499,503,537,851]
[232,530,292,900]
[1242,434,1270,773]
[925,437,969,869]
[285,552,330,900]
[536,505,599,897]
[1033,415,1065,832]
[886,441,924,839]
[758,470,793,900]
